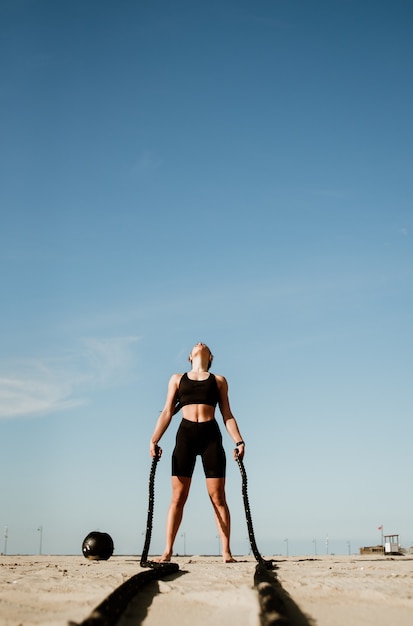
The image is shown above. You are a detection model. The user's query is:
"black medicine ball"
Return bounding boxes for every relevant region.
[82,531,114,560]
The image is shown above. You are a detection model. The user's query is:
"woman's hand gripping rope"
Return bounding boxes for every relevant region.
[150,441,162,459]
[233,440,245,461]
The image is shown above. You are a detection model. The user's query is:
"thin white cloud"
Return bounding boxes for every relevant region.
[0,373,83,419]
[0,336,140,420]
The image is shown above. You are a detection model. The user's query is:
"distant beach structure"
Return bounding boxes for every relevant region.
[360,534,402,556]
[359,545,384,555]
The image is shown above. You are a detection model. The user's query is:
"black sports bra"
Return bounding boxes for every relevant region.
[177,373,219,408]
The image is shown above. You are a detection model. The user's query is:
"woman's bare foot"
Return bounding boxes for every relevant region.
[155,551,172,563]
[223,553,237,563]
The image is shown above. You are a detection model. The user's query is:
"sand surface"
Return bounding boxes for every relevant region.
[0,554,412,625]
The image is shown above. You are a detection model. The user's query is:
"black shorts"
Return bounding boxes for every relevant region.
[172,418,226,478]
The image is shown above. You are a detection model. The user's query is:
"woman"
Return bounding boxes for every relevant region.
[149,342,245,563]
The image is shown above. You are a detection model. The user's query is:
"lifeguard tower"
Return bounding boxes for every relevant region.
[384,534,400,555]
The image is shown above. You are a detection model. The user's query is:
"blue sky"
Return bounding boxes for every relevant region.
[1,0,412,557]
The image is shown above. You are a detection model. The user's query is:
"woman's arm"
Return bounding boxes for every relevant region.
[149,373,180,458]
[216,375,245,460]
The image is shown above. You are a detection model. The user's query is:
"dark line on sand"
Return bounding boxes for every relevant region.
[254,562,315,626]
[68,563,179,626]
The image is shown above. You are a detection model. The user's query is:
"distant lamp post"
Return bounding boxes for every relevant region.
[347,540,351,555]
[181,532,186,556]
[325,535,329,555]
[312,539,317,555]
[216,535,220,556]
[37,526,43,555]
[3,526,8,555]
[284,538,289,557]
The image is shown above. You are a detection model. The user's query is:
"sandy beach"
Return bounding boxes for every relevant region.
[0,554,412,626]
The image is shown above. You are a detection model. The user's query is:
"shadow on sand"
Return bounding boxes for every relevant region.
[69,563,182,626]
[116,568,187,626]
[255,562,315,626]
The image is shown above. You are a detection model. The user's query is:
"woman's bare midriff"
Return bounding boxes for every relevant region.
[181,404,216,423]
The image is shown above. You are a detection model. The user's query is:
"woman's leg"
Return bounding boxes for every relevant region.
[158,475,191,562]
[206,477,236,563]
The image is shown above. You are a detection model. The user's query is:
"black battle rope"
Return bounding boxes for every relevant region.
[140,447,180,572]
[235,451,274,570]
[140,402,181,565]
[140,450,160,567]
